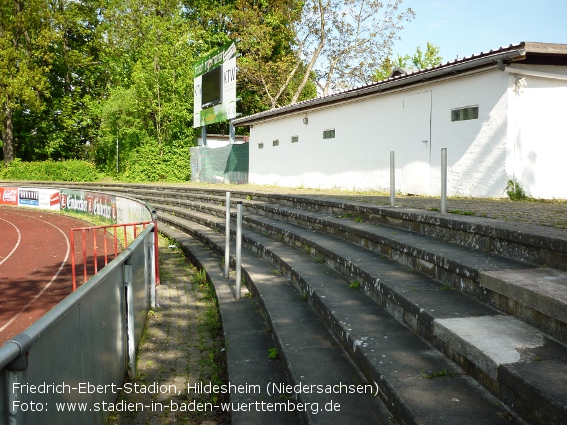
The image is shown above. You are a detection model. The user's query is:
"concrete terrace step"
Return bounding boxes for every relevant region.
[159,221,393,424]
[147,194,567,345]
[114,184,567,269]
[155,203,567,425]
[158,211,532,425]
[243,200,567,345]
[48,182,567,272]
[241,192,567,271]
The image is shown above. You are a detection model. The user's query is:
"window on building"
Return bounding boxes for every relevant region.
[451,106,479,122]
[273,139,279,147]
[258,143,264,149]
[291,135,299,143]
[323,129,336,139]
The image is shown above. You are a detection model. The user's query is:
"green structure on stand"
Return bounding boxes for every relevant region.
[190,143,249,184]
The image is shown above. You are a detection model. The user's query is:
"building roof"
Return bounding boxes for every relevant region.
[233,42,567,127]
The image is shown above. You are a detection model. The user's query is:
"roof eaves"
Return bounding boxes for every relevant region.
[233,42,528,127]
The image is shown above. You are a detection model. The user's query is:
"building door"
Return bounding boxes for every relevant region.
[401,91,431,195]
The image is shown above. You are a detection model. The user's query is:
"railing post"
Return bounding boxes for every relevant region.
[93,230,98,274]
[441,148,448,214]
[149,228,157,309]
[71,230,77,291]
[103,228,109,266]
[225,192,231,279]
[152,211,160,285]
[124,258,136,380]
[390,151,395,207]
[235,201,243,300]
[82,230,87,284]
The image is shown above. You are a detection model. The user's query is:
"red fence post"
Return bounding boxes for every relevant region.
[103,228,108,266]
[71,230,77,292]
[93,229,98,274]
[114,226,118,257]
[70,221,154,289]
[82,229,88,284]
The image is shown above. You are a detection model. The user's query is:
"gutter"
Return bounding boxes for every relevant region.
[233,48,526,127]
[504,65,567,80]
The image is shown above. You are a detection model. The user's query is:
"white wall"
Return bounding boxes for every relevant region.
[507,66,567,198]
[429,71,510,197]
[248,94,400,191]
[248,67,567,198]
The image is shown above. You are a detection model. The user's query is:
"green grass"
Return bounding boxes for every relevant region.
[448,209,476,216]
[420,369,458,379]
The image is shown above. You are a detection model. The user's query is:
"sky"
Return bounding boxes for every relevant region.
[392,0,567,63]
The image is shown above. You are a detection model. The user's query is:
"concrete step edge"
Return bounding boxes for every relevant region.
[155,200,567,343]
[156,212,532,419]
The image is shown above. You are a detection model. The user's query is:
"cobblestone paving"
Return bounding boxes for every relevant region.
[109,237,228,425]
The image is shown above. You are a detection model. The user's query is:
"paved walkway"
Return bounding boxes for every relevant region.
[110,236,228,425]
[350,195,567,229]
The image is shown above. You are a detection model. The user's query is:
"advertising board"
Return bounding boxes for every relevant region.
[116,197,153,224]
[38,189,61,211]
[0,187,18,205]
[18,188,40,207]
[60,190,117,223]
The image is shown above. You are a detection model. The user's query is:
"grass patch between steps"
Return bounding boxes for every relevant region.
[420,369,458,379]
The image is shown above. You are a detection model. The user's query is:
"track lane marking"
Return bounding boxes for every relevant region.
[0,215,71,334]
[0,217,22,266]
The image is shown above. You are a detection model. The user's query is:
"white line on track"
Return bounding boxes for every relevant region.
[0,217,22,266]
[0,213,71,334]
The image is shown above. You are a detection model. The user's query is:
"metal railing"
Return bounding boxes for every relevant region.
[0,186,159,425]
[70,220,160,291]
[0,224,156,425]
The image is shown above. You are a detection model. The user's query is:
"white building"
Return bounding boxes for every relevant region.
[233,42,567,199]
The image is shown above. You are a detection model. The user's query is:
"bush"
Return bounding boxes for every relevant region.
[122,141,191,182]
[506,179,527,200]
[0,159,102,182]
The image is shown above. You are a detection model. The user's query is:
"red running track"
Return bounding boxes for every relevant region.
[0,206,103,345]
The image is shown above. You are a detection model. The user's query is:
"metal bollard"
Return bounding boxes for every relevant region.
[390,151,395,207]
[224,192,231,279]
[235,201,243,300]
[441,148,448,214]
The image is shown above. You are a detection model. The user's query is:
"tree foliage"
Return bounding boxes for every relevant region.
[1,0,420,180]
[373,42,443,81]
[232,0,414,107]
[230,0,315,109]
[0,0,56,164]
[0,158,101,181]
[95,0,196,176]
[296,0,415,98]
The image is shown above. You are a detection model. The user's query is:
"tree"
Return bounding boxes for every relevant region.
[11,0,106,162]
[229,0,312,109]
[0,0,55,164]
[293,0,415,100]
[373,42,443,81]
[95,0,196,179]
[231,0,414,108]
